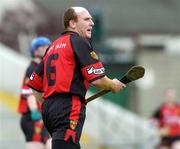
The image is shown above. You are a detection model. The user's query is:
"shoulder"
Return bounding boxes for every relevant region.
[25,61,37,75]
[28,61,37,70]
[70,33,91,47]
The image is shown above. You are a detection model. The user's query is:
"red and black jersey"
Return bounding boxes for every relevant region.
[28,31,105,99]
[18,61,41,114]
[153,103,180,136]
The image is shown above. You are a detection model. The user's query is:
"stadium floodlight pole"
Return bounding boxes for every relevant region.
[86,65,145,103]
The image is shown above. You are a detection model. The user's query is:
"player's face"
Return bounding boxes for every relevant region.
[165,89,177,104]
[35,45,49,57]
[75,10,94,39]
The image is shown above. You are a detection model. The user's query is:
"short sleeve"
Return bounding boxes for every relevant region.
[21,63,35,96]
[71,35,105,82]
[21,86,33,96]
[28,61,44,92]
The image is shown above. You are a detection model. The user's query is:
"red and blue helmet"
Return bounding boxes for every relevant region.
[30,36,51,57]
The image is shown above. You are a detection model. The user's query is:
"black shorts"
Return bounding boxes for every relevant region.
[20,113,50,143]
[41,94,86,146]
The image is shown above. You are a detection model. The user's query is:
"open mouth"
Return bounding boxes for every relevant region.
[87,29,92,32]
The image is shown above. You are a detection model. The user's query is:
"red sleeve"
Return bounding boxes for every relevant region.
[28,72,43,92]
[81,62,105,82]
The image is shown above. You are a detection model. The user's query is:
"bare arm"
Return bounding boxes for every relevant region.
[26,94,42,121]
[91,76,126,93]
[32,90,44,104]
[27,94,38,110]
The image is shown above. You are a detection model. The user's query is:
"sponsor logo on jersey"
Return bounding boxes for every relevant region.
[70,120,77,130]
[87,67,105,75]
[90,51,98,60]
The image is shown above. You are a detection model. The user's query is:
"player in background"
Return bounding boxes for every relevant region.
[28,7,126,149]
[151,89,180,149]
[18,37,52,149]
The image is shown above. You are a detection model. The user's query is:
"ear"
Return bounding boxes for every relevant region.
[69,20,76,29]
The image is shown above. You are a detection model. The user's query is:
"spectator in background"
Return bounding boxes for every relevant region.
[151,89,180,149]
[17,37,52,149]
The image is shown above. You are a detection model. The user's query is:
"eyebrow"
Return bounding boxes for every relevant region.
[84,17,92,20]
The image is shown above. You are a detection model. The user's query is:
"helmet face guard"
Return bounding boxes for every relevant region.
[30,37,51,57]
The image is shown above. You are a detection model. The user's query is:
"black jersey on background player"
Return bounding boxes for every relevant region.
[18,61,49,143]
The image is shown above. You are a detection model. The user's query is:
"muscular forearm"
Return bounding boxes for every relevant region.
[27,94,42,121]
[91,76,126,94]
[32,90,44,104]
[27,94,38,110]
[91,76,114,90]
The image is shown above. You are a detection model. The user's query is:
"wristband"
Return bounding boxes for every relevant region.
[30,109,42,121]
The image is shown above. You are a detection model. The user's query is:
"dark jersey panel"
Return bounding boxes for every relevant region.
[69,56,87,99]
[25,61,38,78]
[71,33,105,82]
[70,34,97,68]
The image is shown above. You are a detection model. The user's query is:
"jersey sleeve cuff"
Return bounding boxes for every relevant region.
[27,84,43,93]
[81,62,105,82]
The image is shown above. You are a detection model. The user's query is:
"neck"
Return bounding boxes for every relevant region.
[33,57,42,64]
[66,28,78,33]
